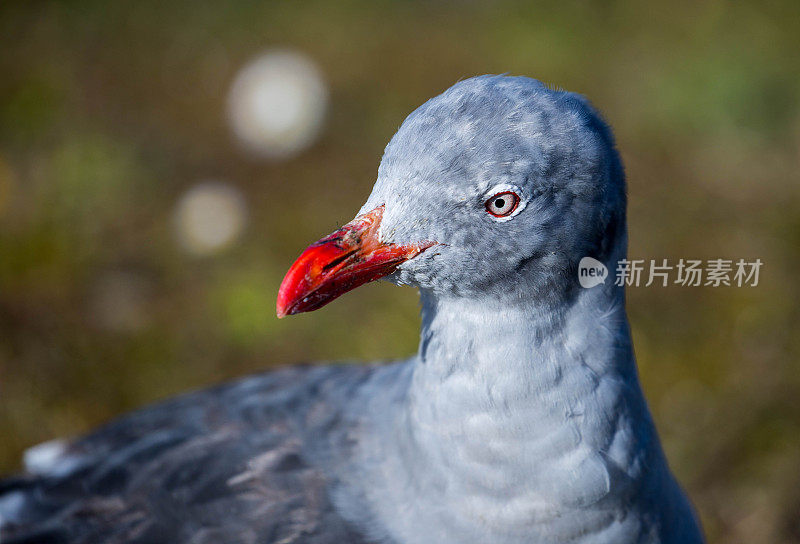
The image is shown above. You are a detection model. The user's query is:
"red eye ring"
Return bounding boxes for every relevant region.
[485,191,521,218]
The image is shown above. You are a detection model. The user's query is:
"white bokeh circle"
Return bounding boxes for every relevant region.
[227,49,328,159]
[175,181,247,256]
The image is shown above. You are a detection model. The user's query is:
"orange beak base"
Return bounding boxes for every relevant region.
[276,206,434,318]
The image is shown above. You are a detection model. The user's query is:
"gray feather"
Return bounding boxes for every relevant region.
[0,365,375,544]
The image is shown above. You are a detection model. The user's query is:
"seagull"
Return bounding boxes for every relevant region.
[0,75,703,544]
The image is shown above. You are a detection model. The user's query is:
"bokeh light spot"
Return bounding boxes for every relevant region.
[89,272,152,332]
[227,49,328,159]
[174,182,247,256]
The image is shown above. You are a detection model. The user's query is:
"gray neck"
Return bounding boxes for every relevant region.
[406,284,654,516]
[339,278,697,543]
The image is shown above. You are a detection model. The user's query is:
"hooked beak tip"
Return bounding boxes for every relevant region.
[276,205,434,317]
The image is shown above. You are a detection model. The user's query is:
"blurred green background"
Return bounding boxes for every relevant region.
[1,1,798,542]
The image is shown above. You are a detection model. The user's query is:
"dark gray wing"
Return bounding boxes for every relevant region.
[0,364,375,544]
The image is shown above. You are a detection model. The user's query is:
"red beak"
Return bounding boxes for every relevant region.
[276,205,434,318]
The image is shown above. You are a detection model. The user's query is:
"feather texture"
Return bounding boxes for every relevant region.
[0,365,374,544]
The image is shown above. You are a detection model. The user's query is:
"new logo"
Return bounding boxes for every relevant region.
[578,257,608,288]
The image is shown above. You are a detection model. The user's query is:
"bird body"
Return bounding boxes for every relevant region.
[0,75,703,543]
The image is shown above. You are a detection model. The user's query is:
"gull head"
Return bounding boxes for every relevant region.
[277,75,625,317]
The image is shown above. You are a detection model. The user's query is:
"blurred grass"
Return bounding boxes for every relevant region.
[0,1,799,542]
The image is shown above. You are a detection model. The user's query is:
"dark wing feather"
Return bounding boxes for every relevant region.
[0,365,375,544]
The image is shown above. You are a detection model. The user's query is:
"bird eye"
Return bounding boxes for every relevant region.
[485,191,520,218]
